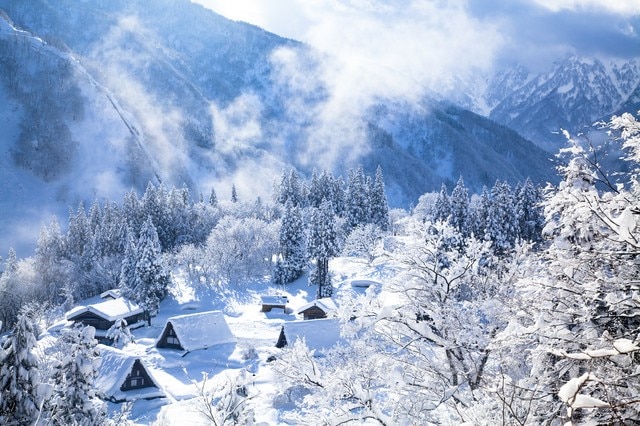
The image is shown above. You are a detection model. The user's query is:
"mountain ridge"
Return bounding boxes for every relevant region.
[0,0,565,255]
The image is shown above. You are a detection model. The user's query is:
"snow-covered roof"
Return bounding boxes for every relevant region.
[95,345,163,402]
[295,298,338,315]
[350,279,381,288]
[100,289,122,299]
[158,311,236,352]
[282,318,343,352]
[66,298,143,322]
[260,295,288,305]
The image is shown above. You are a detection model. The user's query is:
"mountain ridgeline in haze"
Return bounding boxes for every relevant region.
[0,0,637,255]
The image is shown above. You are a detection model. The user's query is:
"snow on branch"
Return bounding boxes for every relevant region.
[558,373,609,411]
[550,338,640,360]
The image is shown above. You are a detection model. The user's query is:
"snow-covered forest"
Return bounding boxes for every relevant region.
[1,112,640,424]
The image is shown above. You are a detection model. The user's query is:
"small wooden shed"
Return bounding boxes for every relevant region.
[156,311,236,352]
[296,298,338,320]
[260,295,288,312]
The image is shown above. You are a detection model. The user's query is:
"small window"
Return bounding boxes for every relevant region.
[167,336,180,345]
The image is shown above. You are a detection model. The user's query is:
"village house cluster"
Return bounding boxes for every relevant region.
[60,289,347,404]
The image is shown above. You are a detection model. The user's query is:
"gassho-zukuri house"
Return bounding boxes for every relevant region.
[66,297,146,342]
[156,310,236,353]
[95,345,164,403]
[275,317,343,353]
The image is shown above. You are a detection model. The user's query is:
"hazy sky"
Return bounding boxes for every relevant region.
[194,0,640,72]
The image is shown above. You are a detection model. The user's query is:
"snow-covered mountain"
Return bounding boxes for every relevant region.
[0,0,557,255]
[487,57,640,152]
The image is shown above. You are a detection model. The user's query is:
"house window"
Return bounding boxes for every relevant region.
[129,377,144,387]
[167,336,180,345]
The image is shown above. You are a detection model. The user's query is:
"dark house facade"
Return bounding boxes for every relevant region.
[121,359,156,391]
[156,322,183,350]
[298,305,328,320]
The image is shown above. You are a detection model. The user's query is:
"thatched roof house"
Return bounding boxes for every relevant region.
[95,345,163,403]
[275,318,342,352]
[66,298,145,334]
[156,311,236,353]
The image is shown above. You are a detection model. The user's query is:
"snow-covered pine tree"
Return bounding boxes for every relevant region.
[0,308,42,425]
[48,325,104,425]
[433,183,451,223]
[485,181,518,254]
[65,202,90,263]
[275,201,307,284]
[449,176,470,238]
[132,217,170,325]
[142,183,170,250]
[122,189,143,235]
[308,200,339,298]
[345,166,370,231]
[369,165,390,231]
[307,170,323,208]
[515,178,544,243]
[231,184,238,203]
[118,227,137,301]
[277,169,304,207]
[471,185,491,238]
[35,216,70,304]
[209,187,218,207]
[0,248,21,331]
[88,199,102,235]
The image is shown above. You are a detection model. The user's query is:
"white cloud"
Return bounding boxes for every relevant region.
[532,0,640,16]
[256,0,505,170]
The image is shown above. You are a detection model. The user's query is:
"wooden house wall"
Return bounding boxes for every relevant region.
[69,310,145,331]
[69,311,113,330]
[156,323,184,350]
[301,306,328,320]
[120,360,156,391]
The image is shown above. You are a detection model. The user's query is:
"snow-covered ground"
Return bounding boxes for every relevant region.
[55,257,387,425]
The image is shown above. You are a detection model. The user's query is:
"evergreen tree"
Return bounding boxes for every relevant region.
[132,217,170,324]
[65,202,90,262]
[345,166,370,230]
[369,166,390,231]
[449,176,470,238]
[35,217,69,304]
[433,183,451,222]
[307,170,323,208]
[277,169,303,207]
[515,178,544,243]
[122,189,143,235]
[231,184,238,203]
[119,227,137,300]
[87,199,102,235]
[209,187,218,207]
[0,249,21,332]
[485,181,518,254]
[308,201,339,298]
[275,201,307,284]
[471,186,491,238]
[0,309,42,425]
[142,183,170,249]
[48,325,104,425]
